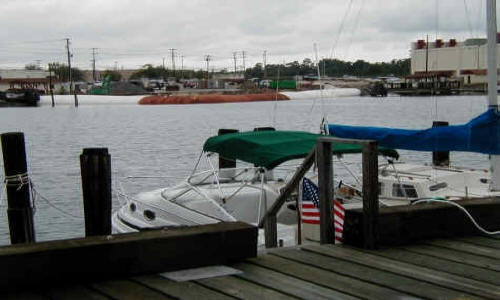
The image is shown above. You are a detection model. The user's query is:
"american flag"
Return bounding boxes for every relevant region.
[300,177,345,242]
[301,177,321,224]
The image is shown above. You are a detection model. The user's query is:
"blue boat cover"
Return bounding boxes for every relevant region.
[327,109,500,154]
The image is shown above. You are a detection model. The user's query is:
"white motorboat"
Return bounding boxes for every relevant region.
[112,130,399,247]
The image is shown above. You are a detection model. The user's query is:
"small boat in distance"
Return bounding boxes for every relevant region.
[0,88,40,107]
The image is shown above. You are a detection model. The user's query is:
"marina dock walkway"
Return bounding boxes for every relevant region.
[4,234,500,300]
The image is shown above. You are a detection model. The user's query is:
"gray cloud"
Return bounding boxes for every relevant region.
[0,0,495,70]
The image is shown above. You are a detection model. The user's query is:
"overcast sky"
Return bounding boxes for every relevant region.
[0,0,495,71]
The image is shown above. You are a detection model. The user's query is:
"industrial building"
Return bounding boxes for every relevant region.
[410,35,500,87]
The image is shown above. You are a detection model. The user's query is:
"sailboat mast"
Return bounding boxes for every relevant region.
[487,0,498,109]
[486,0,500,191]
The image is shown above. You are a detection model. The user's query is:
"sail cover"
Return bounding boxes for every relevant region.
[327,109,500,154]
[203,130,399,169]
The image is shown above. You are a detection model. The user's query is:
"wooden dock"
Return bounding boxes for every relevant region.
[3,234,499,300]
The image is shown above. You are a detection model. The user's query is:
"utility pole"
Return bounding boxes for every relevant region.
[241,51,246,78]
[204,55,211,88]
[169,48,177,77]
[91,48,97,82]
[65,38,73,95]
[65,38,78,106]
[181,55,184,79]
[232,52,238,75]
[263,50,267,79]
[162,57,166,82]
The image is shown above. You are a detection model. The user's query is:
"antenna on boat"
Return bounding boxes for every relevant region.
[486,0,500,191]
[272,59,281,127]
[314,43,328,135]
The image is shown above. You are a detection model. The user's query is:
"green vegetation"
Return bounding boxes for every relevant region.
[245,58,410,79]
[25,63,42,70]
[129,58,410,81]
[48,63,84,81]
[101,70,122,81]
[130,64,210,80]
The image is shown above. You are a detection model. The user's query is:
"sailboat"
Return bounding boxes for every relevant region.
[328,0,500,205]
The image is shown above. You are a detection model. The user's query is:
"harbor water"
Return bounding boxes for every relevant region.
[0,94,491,245]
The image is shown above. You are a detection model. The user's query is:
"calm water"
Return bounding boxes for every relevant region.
[0,94,491,245]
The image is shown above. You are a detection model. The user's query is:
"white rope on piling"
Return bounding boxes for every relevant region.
[29,181,84,220]
[3,172,30,190]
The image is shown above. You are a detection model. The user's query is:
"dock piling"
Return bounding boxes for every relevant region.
[432,121,450,166]
[362,141,379,249]
[1,132,36,244]
[80,148,111,236]
[317,140,334,245]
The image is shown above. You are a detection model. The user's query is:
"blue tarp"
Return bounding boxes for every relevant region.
[327,108,500,154]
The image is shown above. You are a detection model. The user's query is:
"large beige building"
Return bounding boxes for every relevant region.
[410,36,500,86]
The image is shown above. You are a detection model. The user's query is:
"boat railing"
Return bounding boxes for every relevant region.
[260,137,380,249]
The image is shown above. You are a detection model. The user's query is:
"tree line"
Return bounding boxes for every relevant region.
[245,58,410,79]
[26,57,410,82]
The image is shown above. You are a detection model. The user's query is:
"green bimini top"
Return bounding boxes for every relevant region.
[203,130,399,169]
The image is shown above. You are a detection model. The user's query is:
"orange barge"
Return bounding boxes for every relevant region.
[138,93,290,105]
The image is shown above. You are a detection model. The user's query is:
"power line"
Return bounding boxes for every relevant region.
[330,0,354,59]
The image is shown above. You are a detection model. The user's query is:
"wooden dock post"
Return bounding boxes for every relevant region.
[48,64,55,107]
[317,140,334,245]
[261,150,315,248]
[362,141,379,249]
[80,148,111,236]
[264,214,277,248]
[74,92,79,107]
[432,121,449,166]
[1,132,36,244]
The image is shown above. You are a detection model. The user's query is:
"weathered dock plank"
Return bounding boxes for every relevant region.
[486,234,500,240]
[273,247,481,300]
[248,253,412,299]
[454,236,500,249]
[302,244,500,299]
[0,221,256,292]
[424,239,500,259]
[196,275,297,300]
[1,235,499,299]
[403,244,500,272]
[1,292,49,300]
[132,275,235,300]
[90,279,173,300]
[361,246,500,286]
[42,285,111,300]
[233,262,360,300]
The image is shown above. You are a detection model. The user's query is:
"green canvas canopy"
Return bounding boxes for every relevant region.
[203,130,399,169]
